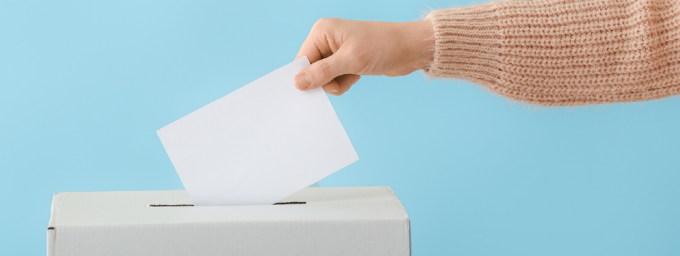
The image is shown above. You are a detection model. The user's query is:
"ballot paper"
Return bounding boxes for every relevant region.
[157,57,359,206]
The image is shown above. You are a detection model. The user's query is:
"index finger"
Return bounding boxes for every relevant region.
[295,32,323,63]
[295,19,335,63]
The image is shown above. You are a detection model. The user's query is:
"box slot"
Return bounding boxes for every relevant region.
[148,202,307,207]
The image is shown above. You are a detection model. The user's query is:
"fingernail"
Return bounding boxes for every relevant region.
[294,73,311,90]
[329,88,338,93]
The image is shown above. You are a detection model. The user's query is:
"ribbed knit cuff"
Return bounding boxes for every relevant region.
[424,0,680,106]
[425,3,502,87]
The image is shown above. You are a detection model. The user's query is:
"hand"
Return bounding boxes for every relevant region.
[294,18,434,95]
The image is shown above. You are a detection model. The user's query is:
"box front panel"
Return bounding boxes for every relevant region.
[55,219,409,256]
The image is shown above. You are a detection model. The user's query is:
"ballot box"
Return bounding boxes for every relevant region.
[46,186,410,256]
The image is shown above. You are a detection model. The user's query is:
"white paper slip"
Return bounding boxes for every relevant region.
[157,57,359,206]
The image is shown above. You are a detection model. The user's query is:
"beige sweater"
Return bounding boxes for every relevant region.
[425,0,680,106]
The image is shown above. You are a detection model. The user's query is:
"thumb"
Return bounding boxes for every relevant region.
[294,52,350,91]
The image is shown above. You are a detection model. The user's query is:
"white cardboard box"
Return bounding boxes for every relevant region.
[47,186,410,256]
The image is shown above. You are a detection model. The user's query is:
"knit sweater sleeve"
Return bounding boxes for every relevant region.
[425,0,680,106]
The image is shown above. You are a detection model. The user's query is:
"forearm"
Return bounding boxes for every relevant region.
[425,0,680,106]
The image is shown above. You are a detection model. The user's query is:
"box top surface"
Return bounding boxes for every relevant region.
[49,186,408,227]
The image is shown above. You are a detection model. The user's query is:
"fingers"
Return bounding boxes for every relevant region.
[323,74,361,96]
[294,51,351,91]
[295,18,337,63]
[295,34,324,63]
[322,79,341,94]
[294,18,359,95]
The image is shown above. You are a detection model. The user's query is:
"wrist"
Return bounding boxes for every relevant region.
[404,20,434,70]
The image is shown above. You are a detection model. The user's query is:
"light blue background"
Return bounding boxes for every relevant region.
[1,0,679,255]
